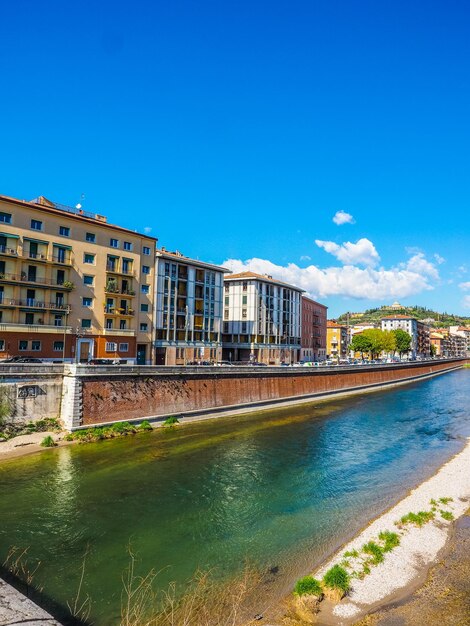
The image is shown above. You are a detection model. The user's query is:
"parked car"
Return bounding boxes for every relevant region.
[1,356,43,363]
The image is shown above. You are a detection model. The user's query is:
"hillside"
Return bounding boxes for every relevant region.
[336,305,470,329]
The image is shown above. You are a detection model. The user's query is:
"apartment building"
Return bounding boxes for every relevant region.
[326,320,348,361]
[154,249,228,365]
[222,272,303,364]
[381,315,431,358]
[301,296,327,361]
[0,194,156,363]
[449,326,470,356]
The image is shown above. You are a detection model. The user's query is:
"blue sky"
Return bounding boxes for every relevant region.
[1,0,470,317]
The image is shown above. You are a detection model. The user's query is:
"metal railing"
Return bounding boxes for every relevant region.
[0,245,18,256]
[0,297,70,311]
[0,272,73,288]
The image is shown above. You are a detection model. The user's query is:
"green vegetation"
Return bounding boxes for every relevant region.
[362,541,384,565]
[293,575,323,597]
[138,420,153,431]
[64,421,152,443]
[322,564,350,595]
[440,510,454,521]
[348,327,413,359]
[338,305,470,329]
[439,497,453,505]
[393,328,412,356]
[41,435,57,447]
[343,548,359,558]
[399,510,435,527]
[163,415,179,427]
[378,530,400,552]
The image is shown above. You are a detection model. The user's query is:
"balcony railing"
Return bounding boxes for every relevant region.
[0,273,73,289]
[0,245,18,256]
[103,328,136,336]
[0,323,73,334]
[104,306,134,316]
[106,264,135,276]
[0,298,70,311]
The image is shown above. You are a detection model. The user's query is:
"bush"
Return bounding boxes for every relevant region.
[362,541,384,565]
[322,564,350,601]
[399,510,435,527]
[138,420,153,431]
[343,549,359,558]
[163,416,179,426]
[439,497,453,505]
[41,435,56,447]
[378,530,400,552]
[293,575,323,597]
[440,510,454,521]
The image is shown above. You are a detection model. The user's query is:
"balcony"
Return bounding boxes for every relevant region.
[104,306,134,316]
[0,273,73,289]
[51,254,72,266]
[0,298,70,312]
[103,328,136,336]
[0,245,18,257]
[0,322,73,334]
[106,264,135,277]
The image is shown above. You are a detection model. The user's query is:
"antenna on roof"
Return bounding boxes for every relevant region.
[75,193,85,210]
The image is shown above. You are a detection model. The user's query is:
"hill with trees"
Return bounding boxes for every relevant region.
[337,305,470,328]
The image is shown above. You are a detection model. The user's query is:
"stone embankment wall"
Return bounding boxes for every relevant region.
[76,359,466,428]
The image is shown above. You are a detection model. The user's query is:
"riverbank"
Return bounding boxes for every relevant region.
[304,438,470,625]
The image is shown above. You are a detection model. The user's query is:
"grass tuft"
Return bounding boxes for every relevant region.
[162,416,179,427]
[323,564,350,594]
[439,497,453,505]
[40,435,56,447]
[362,541,384,565]
[293,575,323,597]
[343,549,359,559]
[399,510,435,527]
[378,530,400,552]
[440,510,454,521]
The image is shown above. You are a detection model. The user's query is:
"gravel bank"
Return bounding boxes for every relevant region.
[313,438,470,625]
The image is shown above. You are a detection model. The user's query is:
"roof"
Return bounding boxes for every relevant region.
[224,271,304,292]
[0,193,158,241]
[302,295,328,309]
[156,249,230,273]
[327,320,347,329]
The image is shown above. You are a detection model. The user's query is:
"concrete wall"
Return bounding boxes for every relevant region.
[76,359,466,427]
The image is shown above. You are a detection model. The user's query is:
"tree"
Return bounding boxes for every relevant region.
[393,328,412,356]
[430,343,437,357]
[362,328,385,359]
[349,334,372,359]
[381,330,396,354]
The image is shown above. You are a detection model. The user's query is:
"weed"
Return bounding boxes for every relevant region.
[139,420,153,431]
[378,530,400,552]
[439,497,453,505]
[440,510,454,521]
[343,549,359,558]
[340,559,351,569]
[362,541,384,565]
[362,563,371,576]
[430,498,438,506]
[323,564,350,595]
[163,416,179,427]
[399,510,435,527]
[40,435,56,448]
[293,575,323,597]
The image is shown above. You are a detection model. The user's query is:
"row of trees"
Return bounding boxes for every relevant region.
[349,328,412,359]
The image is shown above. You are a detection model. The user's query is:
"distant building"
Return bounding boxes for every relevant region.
[381,301,406,311]
[326,320,348,361]
[381,315,431,358]
[449,326,470,356]
[301,296,327,361]
[154,249,228,365]
[222,271,303,364]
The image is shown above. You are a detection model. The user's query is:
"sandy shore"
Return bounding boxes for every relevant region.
[0,431,67,460]
[310,437,470,625]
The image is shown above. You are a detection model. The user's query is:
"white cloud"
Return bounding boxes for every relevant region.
[223,255,438,301]
[300,255,311,261]
[333,210,355,225]
[459,281,470,291]
[144,226,152,234]
[463,295,470,309]
[315,238,380,267]
[434,253,445,265]
[404,253,439,280]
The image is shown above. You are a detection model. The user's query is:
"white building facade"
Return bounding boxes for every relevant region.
[222,272,303,364]
[381,315,418,357]
[154,250,228,365]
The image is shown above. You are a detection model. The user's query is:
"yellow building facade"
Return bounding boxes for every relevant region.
[0,194,156,363]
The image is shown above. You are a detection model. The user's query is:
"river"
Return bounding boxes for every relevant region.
[0,369,469,624]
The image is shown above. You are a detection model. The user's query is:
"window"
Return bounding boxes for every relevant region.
[105,342,117,352]
[83,275,94,286]
[242,309,247,318]
[0,212,12,224]
[242,281,248,291]
[242,295,247,305]
[225,285,229,292]
[225,296,229,305]
[84,253,95,264]
[143,246,150,255]
[85,232,96,243]
[59,226,70,237]
[106,319,113,329]
[141,285,150,294]
[123,241,132,251]
[242,322,247,333]
[224,310,229,320]
[0,339,4,351]
[223,322,229,333]
[119,320,127,330]
[140,304,149,312]
[140,323,148,331]
[19,340,28,351]
[119,343,129,352]
[142,265,150,274]
[81,319,92,328]
[31,219,43,231]
[82,297,92,307]
[25,312,34,324]
[31,340,41,351]
[110,238,119,248]
[53,341,64,351]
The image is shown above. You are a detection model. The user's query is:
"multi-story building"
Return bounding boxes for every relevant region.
[301,296,327,361]
[449,326,470,356]
[0,194,156,363]
[222,271,303,364]
[154,249,228,365]
[416,320,431,357]
[381,315,431,358]
[326,320,348,361]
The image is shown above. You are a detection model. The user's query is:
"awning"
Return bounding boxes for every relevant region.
[0,232,19,239]
[23,237,49,245]
[53,243,72,250]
